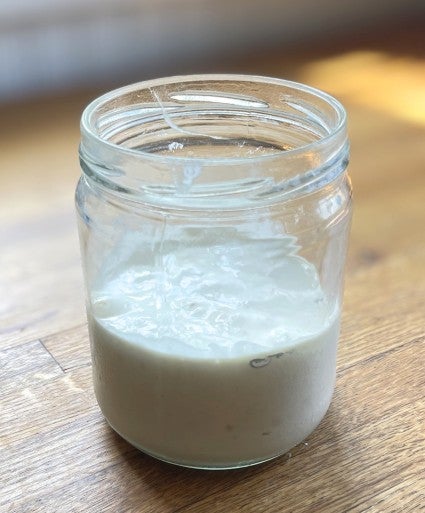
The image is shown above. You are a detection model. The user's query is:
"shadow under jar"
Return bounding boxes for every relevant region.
[76,74,352,469]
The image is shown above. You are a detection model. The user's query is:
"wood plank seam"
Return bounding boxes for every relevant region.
[38,339,66,374]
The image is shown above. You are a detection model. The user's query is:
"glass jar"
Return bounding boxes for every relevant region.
[76,74,352,469]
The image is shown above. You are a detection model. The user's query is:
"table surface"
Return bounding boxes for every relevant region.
[1,23,424,513]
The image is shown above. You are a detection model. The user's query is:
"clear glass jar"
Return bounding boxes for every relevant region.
[76,74,352,469]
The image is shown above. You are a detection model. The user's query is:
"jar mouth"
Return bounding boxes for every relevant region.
[79,74,348,207]
[81,74,346,165]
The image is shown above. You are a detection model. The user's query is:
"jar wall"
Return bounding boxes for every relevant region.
[76,75,351,469]
[76,170,352,317]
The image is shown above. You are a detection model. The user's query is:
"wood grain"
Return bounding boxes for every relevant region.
[1,23,424,513]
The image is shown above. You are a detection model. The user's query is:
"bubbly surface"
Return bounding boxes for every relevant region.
[91,237,333,358]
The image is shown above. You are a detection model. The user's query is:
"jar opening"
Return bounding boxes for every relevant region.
[80,74,348,206]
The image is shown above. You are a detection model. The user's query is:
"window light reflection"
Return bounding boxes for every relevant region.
[301,51,425,127]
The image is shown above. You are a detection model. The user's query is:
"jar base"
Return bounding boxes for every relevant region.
[106,420,301,470]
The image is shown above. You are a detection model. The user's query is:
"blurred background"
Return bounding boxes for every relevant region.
[1,0,424,100]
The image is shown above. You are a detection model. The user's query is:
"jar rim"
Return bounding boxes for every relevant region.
[80,73,347,166]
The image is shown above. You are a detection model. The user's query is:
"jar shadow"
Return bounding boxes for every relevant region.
[104,404,348,512]
[106,426,282,511]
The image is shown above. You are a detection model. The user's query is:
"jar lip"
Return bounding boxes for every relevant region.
[80,73,347,166]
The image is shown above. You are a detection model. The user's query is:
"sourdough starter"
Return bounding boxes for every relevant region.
[88,236,339,468]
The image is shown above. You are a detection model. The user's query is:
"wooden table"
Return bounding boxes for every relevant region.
[1,24,424,512]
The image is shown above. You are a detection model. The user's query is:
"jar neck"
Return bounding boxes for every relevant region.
[80,74,348,209]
